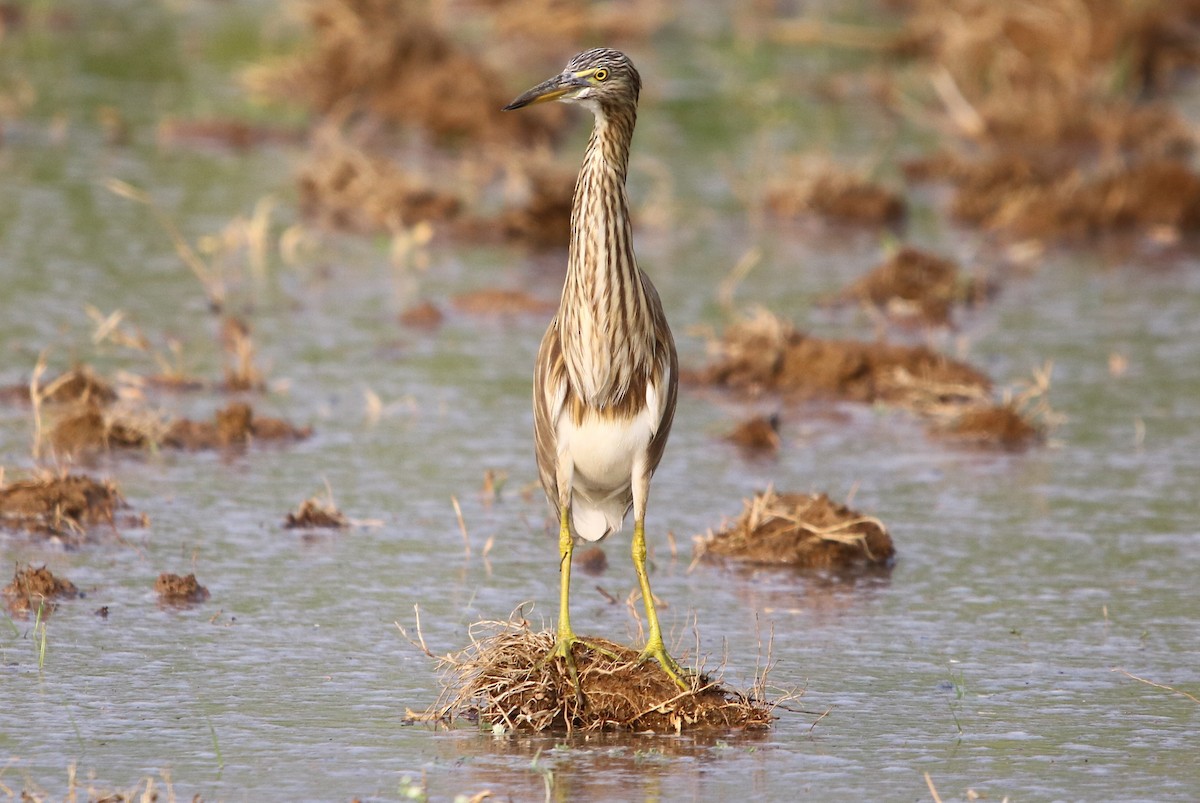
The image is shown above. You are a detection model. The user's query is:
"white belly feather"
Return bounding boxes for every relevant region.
[555,383,662,542]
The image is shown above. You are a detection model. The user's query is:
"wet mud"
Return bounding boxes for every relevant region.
[435,623,774,734]
[696,490,894,570]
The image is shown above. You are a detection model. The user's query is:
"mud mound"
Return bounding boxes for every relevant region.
[3,564,79,617]
[435,623,774,734]
[48,401,162,453]
[722,414,782,455]
[765,165,906,226]
[832,246,992,326]
[155,573,210,604]
[284,497,348,529]
[696,490,894,570]
[694,308,991,405]
[0,473,127,540]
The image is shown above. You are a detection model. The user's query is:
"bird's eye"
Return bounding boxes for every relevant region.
[593,68,609,82]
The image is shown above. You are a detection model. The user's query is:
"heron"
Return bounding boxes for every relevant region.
[504,48,686,692]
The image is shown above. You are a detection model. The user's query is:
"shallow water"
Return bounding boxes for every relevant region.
[2,3,1200,801]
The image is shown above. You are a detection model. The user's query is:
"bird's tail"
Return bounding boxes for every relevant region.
[570,493,631,543]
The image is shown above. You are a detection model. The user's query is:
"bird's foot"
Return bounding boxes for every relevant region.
[637,638,692,691]
[540,633,620,704]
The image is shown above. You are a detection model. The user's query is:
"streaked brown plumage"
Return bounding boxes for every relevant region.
[504,48,685,691]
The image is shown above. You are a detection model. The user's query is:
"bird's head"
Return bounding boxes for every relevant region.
[503,48,641,115]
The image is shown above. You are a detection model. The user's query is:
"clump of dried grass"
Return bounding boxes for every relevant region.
[695,307,992,405]
[830,245,994,327]
[284,496,349,529]
[0,472,129,541]
[297,123,463,233]
[155,573,210,605]
[696,489,894,569]
[764,163,907,227]
[895,0,1200,243]
[694,308,1053,449]
[3,564,80,617]
[428,619,777,734]
[244,0,564,146]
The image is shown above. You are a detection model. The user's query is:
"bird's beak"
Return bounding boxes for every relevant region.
[502,72,580,111]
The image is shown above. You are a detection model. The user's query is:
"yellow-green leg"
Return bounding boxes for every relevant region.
[546,506,583,700]
[632,518,689,689]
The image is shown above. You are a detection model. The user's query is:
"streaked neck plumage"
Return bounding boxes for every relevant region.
[559,100,654,414]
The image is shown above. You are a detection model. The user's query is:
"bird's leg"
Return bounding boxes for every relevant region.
[542,506,620,704]
[545,505,584,699]
[632,517,690,690]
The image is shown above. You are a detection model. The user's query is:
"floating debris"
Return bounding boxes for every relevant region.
[0,473,129,540]
[696,490,894,570]
[831,245,992,326]
[155,573,210,605]
[433,621,775,734]
[284,497,349,530]
[3,564,79,617]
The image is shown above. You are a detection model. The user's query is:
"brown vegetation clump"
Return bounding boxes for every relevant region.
[155,573,210,604]
[3,564,79,617]
[162,402,311,450]
[693,309,1052,449]
[832,245,991,326]
[937,403,1043,451]
[399,300,445,330]
[48,401,161,453]
[245,0,564,146]
[694,308,991,405]
[451,289,556,316]
[220,316,266,392]
[284,497,349,529]
[495,162,576,249]
[0,473,127,540]
[434,622,775,734]
[765,165,907,226]
[0,366,117,406]
[695,489,894,570]
[895,0,1200,243]
[297,125,463,232]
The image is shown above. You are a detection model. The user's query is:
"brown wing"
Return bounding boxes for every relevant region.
[533,317,567,517]
[641,270,678,477]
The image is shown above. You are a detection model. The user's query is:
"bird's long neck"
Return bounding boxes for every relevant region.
[560,103,654,412]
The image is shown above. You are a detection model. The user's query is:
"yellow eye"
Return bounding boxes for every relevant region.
[593,68,609,82]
